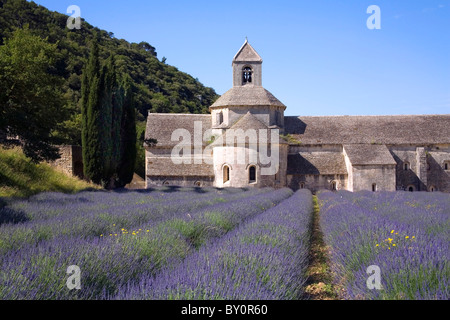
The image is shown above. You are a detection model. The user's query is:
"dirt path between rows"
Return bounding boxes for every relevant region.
[304,196,339,300]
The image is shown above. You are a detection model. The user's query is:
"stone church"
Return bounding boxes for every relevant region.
[144,40,450,193]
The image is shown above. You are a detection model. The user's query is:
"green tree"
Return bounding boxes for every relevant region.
[107,55,124,181]
[81,37,110,186]
[81,39,136,188]
[0,27,67,162]
[117,75,136,187]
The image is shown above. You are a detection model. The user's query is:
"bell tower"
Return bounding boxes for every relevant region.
[232,39,263,87]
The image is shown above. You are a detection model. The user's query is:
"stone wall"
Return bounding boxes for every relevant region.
[146,176,214,187]
[213,143,288,189]
[390,145,450,192]
[351,164,396,192]
[233,61,262,87]
[427,144,450,192]
[287,174,348,193]
[49,145,83,178]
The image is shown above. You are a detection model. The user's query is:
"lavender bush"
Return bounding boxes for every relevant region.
[0,187,292,299]
[115,189,313,300]
[318,190,449,300]
[0,187,268,254]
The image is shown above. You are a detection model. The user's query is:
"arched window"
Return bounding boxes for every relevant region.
[242,67,252,84]
[223,165,230,183]
[429,186,437,192]
[372,183,377,192]
[403,162,410,171]
[249,165,256,183]
[407,185,415,192]
[194,181,202,187]
[300,182,306,189]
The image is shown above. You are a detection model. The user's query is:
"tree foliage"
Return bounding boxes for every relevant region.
[81,38,136,188]
[0,26,67,162]
[0,0,219,143]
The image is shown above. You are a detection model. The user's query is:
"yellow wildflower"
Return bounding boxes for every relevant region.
[391,230,395,234]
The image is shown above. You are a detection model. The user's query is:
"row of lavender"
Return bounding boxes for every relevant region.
[318,190,449,300]
[0,187,294,299]
[0,187,269,254]
[115,189,314,300]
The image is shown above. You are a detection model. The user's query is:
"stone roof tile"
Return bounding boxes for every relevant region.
[147,157,214,177]
[284,115,450,145]
[145,113,211,148]
[344,144,397,165]
[233,40,263,63]
[210,86,286,108]
[287,152,347,175]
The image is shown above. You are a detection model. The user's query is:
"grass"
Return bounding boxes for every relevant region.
[0,146,98,198]
[305,196,338,299]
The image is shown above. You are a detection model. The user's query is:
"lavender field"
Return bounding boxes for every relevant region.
[0,187,448,300]
[318,190,450,300]
[0,186,307,299]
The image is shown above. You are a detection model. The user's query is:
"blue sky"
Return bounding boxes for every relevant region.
[31,0,450,116]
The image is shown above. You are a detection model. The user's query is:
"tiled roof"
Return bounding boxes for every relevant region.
[145,113,211,147]
[287,152,347,175]
[147,157,214,177]
[211,112,287,146]
[284,115,450,145]
[210,86,286,108]
[233,40,263,63]
[343,144,397,165]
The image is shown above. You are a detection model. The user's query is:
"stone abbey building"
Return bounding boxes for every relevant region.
[145,40,450,193]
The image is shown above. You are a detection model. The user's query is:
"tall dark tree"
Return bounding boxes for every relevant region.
[107,55,124,181]
[81,39,136,188]
[117,75,136,187]
[81,37,112,186]
[0,27,67,162]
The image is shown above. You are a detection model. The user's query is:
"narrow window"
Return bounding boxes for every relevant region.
[223,165,230,183]
[242,67,252,84]
[372,183,377,192]
[300,182,305,189]
[331,181,337,191]
[249,166,256,183]
[429,186,436,192]
[216,111,223,126]
[403,162,409,171]
[445,163,449,170]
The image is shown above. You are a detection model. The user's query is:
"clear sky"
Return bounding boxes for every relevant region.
[31,0,450,116]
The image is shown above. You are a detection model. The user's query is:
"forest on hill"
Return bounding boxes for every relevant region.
[0,0,219,176]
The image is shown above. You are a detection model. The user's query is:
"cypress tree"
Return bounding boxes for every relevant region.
[81,38,136,188]
[117,75,137,187]
[82,36,113,186]
[108,55,124,182]
[81,37,101,184]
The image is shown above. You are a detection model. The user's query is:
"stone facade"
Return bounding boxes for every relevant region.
[49,145,84,179]
[144,40,450,193]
